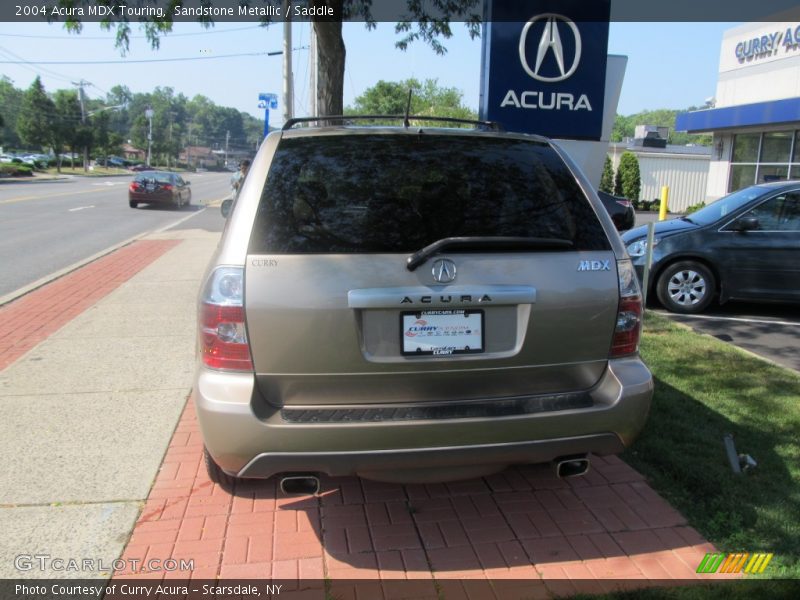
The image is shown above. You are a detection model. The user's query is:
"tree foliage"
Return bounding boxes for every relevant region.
[0,78,22,148]
[615,151,641,201]
[52,89,83,170]
[0,77,264,167]
[17,77,55,150]
[599,155,615,194]
[347,78,477,122]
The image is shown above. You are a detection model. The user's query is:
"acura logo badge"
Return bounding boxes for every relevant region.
[432,259,457,283]
[519,13,582,83]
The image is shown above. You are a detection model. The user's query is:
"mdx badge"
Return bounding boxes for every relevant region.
[578,260,611,271]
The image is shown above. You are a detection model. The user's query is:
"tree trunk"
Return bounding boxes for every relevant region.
[313,5,345,118]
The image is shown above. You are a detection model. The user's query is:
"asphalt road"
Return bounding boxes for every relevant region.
[0,172,231,299]
[652,303,800,372]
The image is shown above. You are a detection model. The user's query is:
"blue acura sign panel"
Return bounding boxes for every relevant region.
[480,0,610,140]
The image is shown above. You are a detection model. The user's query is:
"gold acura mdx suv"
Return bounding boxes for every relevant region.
[194,116,653,490]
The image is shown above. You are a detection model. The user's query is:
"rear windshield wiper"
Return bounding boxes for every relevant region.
[407,236,573,271]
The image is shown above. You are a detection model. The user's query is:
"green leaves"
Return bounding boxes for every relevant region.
[615,151,641,201]
[348,78,476,122]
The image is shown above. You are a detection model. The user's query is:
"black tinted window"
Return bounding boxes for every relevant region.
[134,172,173,184]
[249,134,610,253]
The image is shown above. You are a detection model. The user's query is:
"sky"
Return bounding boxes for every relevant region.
[0,20,736,127]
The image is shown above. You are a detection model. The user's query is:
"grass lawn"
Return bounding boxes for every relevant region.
[607,313,800,597]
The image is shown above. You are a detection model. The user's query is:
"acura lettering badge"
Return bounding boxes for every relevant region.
[432,259,457,283]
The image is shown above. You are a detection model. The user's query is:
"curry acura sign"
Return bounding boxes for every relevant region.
[479,0,611,140]
[734,23,800,62]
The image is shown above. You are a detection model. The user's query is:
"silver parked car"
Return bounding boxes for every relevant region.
[195,116,653,488]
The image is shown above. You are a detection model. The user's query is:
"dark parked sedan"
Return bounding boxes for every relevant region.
[129,171,191,209]
[622,181,800,313]
[598,190,635,231]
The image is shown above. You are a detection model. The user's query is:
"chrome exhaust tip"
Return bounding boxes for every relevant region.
[553,455,590,479]
[279,474,320,496]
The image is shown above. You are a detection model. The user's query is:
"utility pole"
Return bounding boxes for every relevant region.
[145,108,154,167]
[309,24,317,116]
[168,111,175,169]
[72,79,90,171]
[225,130,230,168]
[282,0,293,123]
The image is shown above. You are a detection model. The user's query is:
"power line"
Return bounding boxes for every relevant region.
[0,48,308,65]
[0,46,77,84]
[0,25,265,40]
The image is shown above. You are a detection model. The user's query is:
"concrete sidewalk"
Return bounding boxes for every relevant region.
[0,228,218,578]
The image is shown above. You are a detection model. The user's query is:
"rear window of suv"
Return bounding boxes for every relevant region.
[249,134,610,253]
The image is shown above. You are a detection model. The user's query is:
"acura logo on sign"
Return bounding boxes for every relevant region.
[519,14,582,82]
[431,259,457,283]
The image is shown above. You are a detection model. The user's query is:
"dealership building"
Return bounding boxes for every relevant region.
[676,20,800,201]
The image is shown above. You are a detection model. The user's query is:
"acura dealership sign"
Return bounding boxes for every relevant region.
[480,0,611,140]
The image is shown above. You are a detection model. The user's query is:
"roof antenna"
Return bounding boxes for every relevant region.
[404,89,413,128]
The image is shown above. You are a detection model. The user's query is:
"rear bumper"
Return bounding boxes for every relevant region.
[129,192,175,204]
[193,357,653,479]
[238,434,623,478]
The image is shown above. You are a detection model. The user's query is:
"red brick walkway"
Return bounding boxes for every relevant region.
[0,239,181,371]
[115,400,727,597]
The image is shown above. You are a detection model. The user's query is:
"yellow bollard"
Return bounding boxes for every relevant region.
[659,186,669,221]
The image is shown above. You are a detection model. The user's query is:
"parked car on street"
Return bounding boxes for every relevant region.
[197,115,653,488]
[128,171,191,208]
[623,181,800,313]
[598,190,636,231]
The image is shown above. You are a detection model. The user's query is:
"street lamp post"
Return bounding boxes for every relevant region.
[145,108,154,167]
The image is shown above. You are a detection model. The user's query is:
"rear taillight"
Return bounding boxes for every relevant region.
[610,259,642,357]
[129,182,140,192]
[199,267,253,371]
[162,184,173,191]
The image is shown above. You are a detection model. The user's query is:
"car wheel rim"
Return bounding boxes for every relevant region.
[667,270,706,306]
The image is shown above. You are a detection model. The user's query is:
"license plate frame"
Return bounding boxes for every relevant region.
[400,309,485,356]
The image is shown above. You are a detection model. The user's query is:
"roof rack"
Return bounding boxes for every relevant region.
[281,115,504,132]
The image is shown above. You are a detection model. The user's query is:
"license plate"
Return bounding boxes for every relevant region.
[401,310,484,356]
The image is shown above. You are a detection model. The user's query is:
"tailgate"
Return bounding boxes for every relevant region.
[245,251,618,406]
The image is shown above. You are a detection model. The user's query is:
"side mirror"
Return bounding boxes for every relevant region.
[733,216,760,231]
[220,198,233,219]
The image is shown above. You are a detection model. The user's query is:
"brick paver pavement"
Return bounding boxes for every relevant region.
[0,239,181,371]
[114,400,728,598]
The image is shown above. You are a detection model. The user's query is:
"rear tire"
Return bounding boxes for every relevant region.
[204,446,238,490]
[656,260,715,314]
[129,200,138,208]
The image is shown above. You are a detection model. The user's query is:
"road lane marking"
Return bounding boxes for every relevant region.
[654,310,800,327]
[0,186,112,205]
[68,205,95,212]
